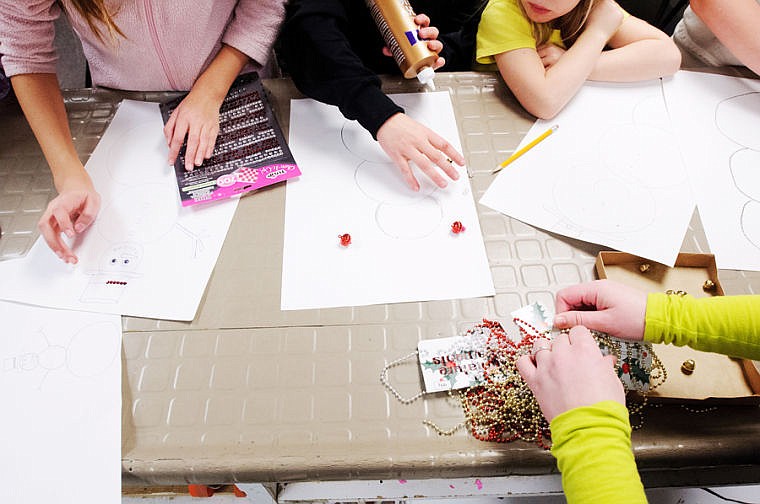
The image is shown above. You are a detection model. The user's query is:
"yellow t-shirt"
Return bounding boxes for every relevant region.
[476,0,565,65]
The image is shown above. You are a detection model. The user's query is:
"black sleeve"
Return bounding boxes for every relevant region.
[278,0,403,139]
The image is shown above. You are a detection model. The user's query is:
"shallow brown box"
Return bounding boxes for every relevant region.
[595,251,760,404]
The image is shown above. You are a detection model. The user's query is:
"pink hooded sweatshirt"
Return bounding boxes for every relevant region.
[0,0,285,91]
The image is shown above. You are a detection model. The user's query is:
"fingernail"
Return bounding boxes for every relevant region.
[554,315,566,327]
[65,229,74,238]
[74,223,85,233]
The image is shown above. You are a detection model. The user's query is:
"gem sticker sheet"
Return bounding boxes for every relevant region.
[160,73,301,207]
[282,92,495,310]
[0,301,121,504]
[480,80,695,267]
[0,100,238,320]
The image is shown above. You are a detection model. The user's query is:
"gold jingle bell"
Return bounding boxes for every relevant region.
[681,359,696,375]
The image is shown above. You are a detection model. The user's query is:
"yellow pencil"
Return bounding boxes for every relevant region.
[492,124,559,173]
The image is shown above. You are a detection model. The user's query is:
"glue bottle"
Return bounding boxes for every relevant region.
[365,0,438,89]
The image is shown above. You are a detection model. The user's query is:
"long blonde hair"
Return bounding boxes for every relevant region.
[62,0,124,41]
[520,0,595,47]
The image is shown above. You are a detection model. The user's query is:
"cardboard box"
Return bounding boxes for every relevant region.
[595,251,760,403]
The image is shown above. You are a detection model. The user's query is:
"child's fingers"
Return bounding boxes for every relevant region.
[430,135,465,166]
[73,195,99,234]
[425,40,443,54]
[393,157,420,192]
[168,123,188,168]
[163,114,176,144]
[408,149,447,188]
[419,26,439,41]
[414,13,430,28]
[184,126,201,172]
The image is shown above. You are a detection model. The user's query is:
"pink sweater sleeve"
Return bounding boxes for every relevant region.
[222,0,286,67]
[0,0,61,77]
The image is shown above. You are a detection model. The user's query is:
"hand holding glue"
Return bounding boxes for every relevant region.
[366,0,441,89]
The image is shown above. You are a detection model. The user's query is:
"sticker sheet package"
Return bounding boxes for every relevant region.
[160,73,301,206]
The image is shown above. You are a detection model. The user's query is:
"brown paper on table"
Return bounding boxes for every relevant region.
[596,252,760,403]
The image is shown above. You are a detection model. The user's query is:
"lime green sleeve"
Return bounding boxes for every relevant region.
[551,401,646,503]
[644,293,760,360]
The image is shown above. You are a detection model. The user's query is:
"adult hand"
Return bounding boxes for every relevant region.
[376,112,464,191]
[553,280,647,341]
[38,170,100,264]
[586,0,625,42]
[164,89,222,172]
[516,326,625,422]
[381,13,445,70]
[537,43,566,69]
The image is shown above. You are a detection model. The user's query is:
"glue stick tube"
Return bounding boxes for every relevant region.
[364,0,437,88]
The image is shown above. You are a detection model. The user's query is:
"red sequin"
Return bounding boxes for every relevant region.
[451,221,465,234]
[339,233,352,247]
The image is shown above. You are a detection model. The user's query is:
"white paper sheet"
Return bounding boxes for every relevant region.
[665,71,760,271]
[282,92,494,310]
[0,301,121,504]
[480,80,695,267]
[0,100,238,320]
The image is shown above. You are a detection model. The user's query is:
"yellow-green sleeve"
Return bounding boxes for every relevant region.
[551,401,646,504]
[476,0,539,64]
[644,293,760,360]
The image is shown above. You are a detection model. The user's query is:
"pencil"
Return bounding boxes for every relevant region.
[492,124,559,173]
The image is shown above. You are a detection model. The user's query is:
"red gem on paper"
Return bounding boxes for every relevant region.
[339,233,352,247]
[451,221,465,234]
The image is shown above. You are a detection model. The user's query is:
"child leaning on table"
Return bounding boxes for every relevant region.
[515,279,760,503]
[475,0,681,119]
[0,0,284,264]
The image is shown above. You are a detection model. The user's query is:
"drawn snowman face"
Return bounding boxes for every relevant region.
[100,243,143,272]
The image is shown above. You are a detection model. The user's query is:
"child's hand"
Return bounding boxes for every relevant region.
[164,89,222,172]
[585,0,625,42]
[537,43,566,69]
[381,13,445,70]
[38,169,101,264]
[516,326,624,422]
[553,280,647,341]
[376,112,463,191]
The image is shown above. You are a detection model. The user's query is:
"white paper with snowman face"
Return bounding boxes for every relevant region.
[0,300,121,504]
[282,93,494,309]
[481,80,695,267]
[0,100,238,320]
[665,71,760,271]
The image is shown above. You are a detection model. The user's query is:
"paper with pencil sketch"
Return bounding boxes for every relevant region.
[0,100,238,320]
[282,92,494,310]
[480,80,695,267]
[665,71,760,271]
[0,300,121,504]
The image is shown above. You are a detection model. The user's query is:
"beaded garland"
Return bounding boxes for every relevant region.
[422,318,667,449]
[452,319,550,448]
